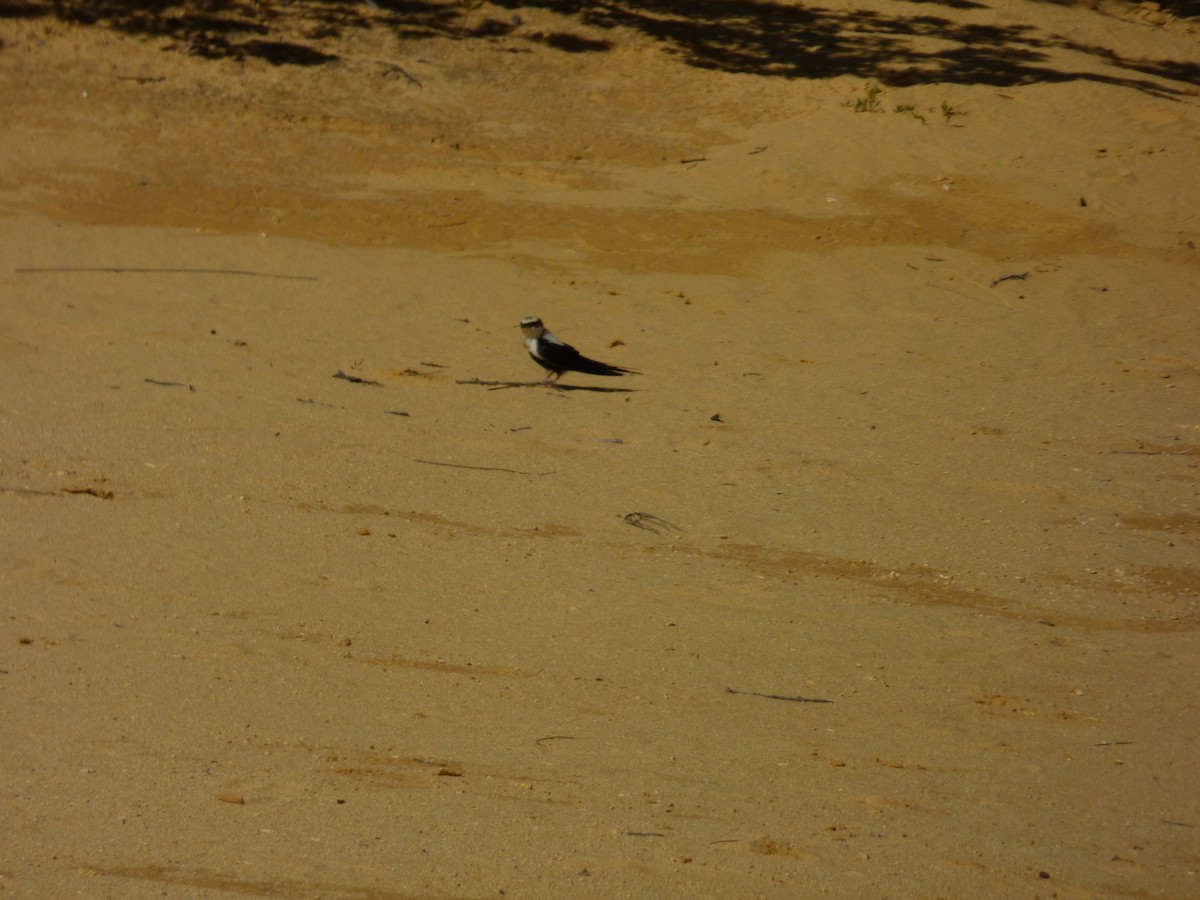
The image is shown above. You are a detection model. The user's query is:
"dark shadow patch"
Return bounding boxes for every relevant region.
[4,0,1196,95]
[197,36,339,65]
[0,0,48,17]
[525,30,614,52]
[1124,0,1200,15]
[462,15,518,38]
[493,0,1199,95]
[907,0,989,8]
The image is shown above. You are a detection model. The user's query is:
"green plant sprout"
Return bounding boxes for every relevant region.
[842,83,884,113]
[894,103,927,124]
[940,100,968,125]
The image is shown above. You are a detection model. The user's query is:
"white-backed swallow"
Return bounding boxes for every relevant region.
[519,316,640,385]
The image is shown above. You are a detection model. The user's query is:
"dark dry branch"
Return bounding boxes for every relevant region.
[534,735,577,747]
[1110,448,1192,456]
[414,459,544,475]
[62,486,115,499]
[379,61,422,86]
[726,686,833,704]
[623,512,682,535]
[16,266,316,280]
[333,370,383,386]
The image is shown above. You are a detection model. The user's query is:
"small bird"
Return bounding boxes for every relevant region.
[519,316,640,386]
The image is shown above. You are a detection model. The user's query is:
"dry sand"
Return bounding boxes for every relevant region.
[1,1,1199,897]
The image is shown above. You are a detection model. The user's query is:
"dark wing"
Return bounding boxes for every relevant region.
[536,337,638,376]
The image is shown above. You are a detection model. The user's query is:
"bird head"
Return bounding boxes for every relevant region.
[519,316,545,338]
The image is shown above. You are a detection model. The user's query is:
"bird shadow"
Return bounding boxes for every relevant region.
[552,384,638,393]
[456,378,638,393]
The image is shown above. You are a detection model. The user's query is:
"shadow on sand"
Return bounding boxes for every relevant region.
[456,378,638,393]
[1,0,1196,94]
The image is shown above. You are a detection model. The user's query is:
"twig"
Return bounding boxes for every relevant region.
[534,735,577,747]
[16,266,316,281]
[726,686,833,704]
[414,459,545,475]
[333,370,383,386]
[989,271,1029,288]
[379,62,422,87]
[456,377,546,390]
[623,512,682,535]
[1110,448,1190,456]
[62,486,115,499]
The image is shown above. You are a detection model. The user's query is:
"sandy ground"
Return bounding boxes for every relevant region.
[1,1,1199,897]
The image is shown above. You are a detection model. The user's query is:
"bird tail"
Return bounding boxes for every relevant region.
[574,359,640,377]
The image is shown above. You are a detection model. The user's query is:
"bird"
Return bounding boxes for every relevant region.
[519,316,640,386]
